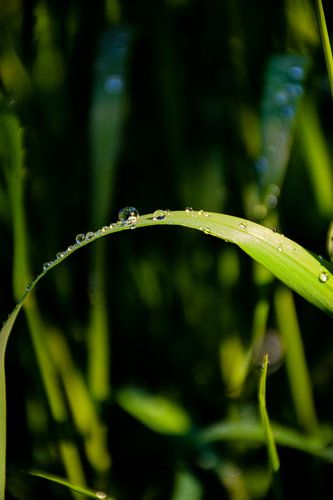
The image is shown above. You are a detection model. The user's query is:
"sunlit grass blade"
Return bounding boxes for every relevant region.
[26,470,114,499]
[297,98,333,219]
[274,286,319,434]
[1,209,333,497]
[315,0,333,99]
[47,329,111,472]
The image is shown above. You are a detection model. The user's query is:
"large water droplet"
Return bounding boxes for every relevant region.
[56,251,66,259]
[101,226,109,233]
[76,233,86,244]
[118,206,139,224]
[185,206,193,213]
[239,222,247,230]
[43,261,53,271]
[95,492,107,499]
[153,209,167,221]
[318,271,330,283]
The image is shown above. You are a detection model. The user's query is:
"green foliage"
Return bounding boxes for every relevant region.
[0,0,333,499]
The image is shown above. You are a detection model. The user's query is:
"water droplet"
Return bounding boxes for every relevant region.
[118,206,139,224]
[198,209,209,217]
[85,231,94,240]
[278,247,283,252]
[25,280,34,292]
[76,233,86,244]
[109,223,116,229]
[67,245,74,252]
[43,261,53,271]
[318,271,330,283]
[203,227,211,234]
[272,228,277,232]
[239,222,247,230]
[95,492,107,499]
[153,209,167,221]
[185,206,193,212]
[56,251,66,259]
[101,226,109,233]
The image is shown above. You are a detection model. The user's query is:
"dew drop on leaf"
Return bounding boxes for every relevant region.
[95,492,107,499]
[118,206,139,224]
[318,272,329,283]
[153,209,166,221]
[76,233,86,244]
[43,261,53,271]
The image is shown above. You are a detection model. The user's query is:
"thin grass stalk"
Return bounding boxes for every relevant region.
[315,0,333,99]
[258,354,283,500]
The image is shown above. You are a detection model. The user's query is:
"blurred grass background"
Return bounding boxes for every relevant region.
[0,0,333,498]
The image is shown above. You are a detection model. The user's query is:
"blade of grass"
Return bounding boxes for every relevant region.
[258,354,282,499]
[0,108,87,498]
[1,209,333,497]
[315,0,333,99]
[258,355,280,472]
[88,29,130,404]
[199,418,333,461]
[274,286,319,434]
[297,98,333,219]
[26,470,114,499]
[47,329,111,472]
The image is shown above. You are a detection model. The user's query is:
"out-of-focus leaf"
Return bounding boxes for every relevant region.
[116,387,192,435]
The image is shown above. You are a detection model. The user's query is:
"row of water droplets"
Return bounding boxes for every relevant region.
[153,207,214,235]
[37,206,331,288]
[237,220,331,284]
[39,207,141,280]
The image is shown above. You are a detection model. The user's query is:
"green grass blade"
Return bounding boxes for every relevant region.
[255,354,282,498]
[0,307,20,500]
[1,209,333,497]
[297,98,333,219]
[258,355,280,472]
[315,0,333,99]
[274,286,319,434]
[26,470,114,499]
[199,419,333,462]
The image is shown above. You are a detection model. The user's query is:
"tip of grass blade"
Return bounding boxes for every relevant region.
[27,470,115,499]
